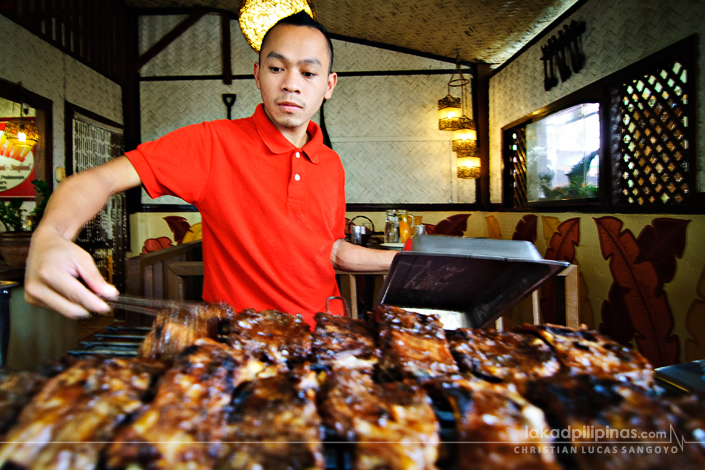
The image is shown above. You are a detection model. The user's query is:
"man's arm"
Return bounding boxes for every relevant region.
[329,239,397,272]
[25,156,142,319]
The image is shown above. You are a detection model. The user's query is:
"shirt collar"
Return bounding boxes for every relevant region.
[253,103,323,164]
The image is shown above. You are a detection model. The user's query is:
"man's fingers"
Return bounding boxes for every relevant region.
[24,282,93,320]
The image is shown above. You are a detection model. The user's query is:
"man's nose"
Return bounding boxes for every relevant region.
[281,70,301,93]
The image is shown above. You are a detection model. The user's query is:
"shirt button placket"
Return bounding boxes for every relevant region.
[290,150,305,203]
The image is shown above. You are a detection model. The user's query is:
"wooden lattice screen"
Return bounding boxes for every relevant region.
[616,59,694,205]
[507,128,528,208]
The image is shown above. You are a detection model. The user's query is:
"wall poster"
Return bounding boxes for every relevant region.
[0,118,36,198]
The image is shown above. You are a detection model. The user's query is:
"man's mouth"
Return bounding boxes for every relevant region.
[277,101,303,112]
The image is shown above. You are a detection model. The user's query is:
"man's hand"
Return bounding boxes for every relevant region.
[23,156,141,319]
[24,226,118,319]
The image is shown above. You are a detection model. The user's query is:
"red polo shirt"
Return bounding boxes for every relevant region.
[126,104,347,328]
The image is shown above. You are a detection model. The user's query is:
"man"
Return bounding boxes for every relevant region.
[24,12,396,328]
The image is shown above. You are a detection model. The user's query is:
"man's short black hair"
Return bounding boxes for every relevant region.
[258,11,334,74]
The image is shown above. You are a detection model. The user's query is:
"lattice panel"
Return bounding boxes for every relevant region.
[508,128,528,208]
[617,60,693,205]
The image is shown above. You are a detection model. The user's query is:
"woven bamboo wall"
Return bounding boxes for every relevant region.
[0,15,123,179]
[138,14,474,205]
[489,0,705,204]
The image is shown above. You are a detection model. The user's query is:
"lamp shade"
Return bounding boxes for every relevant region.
[239,0,316,52]
[438,94,461,131]
[451,116,477,154]
[4,118,39,151]
[457,155,481,179]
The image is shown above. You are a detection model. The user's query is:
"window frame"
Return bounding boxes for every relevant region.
[502,34,700,213]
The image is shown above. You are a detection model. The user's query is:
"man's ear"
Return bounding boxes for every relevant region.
[324,72,338,100]
[253,62,261,90]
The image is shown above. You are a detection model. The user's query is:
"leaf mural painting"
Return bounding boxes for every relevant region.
[511,215,537,242]
[485,216,501,240]
[164,216,191,244]
[685,265,705,362]
[433,214,470,236]
[540,217,580,324]
[595,216,680,367]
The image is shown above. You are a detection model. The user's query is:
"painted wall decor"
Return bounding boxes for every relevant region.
[596,216,686,368]
[540,20,586,91]
[540,217,580,324]
[141,215,202,254]
[511,214,538,243]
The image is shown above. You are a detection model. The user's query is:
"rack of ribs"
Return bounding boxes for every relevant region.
[226,309,312,367]
[107,337,265,470]
[219,366,324,470]
[374,305,459,381]
[318,368,440,470]
[312,312,380,372]
[440,377,561,470]
[523,375,705,470]
[0,356,167,470]
[446,328,561,383]
[520,324,653,387]
[0,370,50,436]
[138,304,220,361]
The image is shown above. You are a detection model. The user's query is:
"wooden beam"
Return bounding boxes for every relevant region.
[475,63,491,208]
[136,9,207,70]
[220,12,232,85]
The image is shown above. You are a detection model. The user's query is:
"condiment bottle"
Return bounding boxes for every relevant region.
[397,210,411,243]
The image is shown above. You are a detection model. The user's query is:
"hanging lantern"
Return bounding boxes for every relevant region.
[239,0,316,53]
[4,118,39,151]
[456,150,481,179]
[438,94,461,131]
[451,116,477,154]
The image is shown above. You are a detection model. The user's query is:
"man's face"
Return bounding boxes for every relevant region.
[254,24,337,139]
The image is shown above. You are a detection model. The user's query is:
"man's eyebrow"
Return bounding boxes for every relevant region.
[265,51,322,67]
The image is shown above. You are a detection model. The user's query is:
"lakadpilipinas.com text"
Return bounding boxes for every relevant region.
[513,425,681,455]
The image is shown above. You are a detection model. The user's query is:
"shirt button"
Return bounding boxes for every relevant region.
[294,174,301,181]
[296,152,300,158]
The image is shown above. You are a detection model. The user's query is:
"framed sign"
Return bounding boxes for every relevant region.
[0,118,36,198]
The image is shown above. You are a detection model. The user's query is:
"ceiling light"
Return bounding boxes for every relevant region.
[239,0,316,52]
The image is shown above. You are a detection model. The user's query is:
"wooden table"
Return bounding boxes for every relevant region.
[335,270,388,319]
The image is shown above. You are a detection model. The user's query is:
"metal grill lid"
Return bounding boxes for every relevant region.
[375,236,569,329]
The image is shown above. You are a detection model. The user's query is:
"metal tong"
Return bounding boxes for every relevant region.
[104,295,204,316]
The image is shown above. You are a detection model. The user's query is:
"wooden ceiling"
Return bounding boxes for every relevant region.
[123,0,583,66]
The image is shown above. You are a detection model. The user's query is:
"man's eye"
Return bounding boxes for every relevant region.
[269,67,282,72]
[303,72,316,78]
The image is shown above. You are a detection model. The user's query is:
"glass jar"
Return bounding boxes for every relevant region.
[397,210,411,243]
[384,210,399,243]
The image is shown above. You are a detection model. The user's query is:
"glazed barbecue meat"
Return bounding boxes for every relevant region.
[441,377,561,470]
[219,367,324,470]
[0,370,49,436]
[318,368,440,470]
[227,309,312,366]
[107,338,265,470]
[138,304,219,361]
[521,324,653,387]
[447,328,561,382]
[523,375,705,470]
[375,305,459,380]
[312,312,380,371]
[0,357,166,470]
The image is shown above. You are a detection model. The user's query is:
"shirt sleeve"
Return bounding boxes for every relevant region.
[125,121,214,205]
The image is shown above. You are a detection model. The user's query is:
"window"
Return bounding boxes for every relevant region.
[503,36,697,211]
[526,103,600,203]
